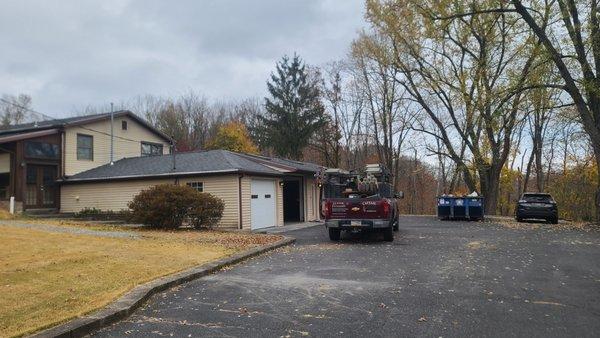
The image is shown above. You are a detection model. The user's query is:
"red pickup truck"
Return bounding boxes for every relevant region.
[322,191,402,242]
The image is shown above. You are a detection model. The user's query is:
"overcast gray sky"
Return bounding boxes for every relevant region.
[0,0,365,118]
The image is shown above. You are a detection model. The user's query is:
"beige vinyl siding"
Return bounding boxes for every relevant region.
[179,175,240,228]
[0,153,10,173]
[276,178,284,226]
[64,116,170,176]
[61,175,241,228]
[60,179,174,212]
[240,176,251,229]
[304,177,319,221]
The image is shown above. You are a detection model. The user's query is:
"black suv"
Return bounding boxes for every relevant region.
[515,193,558,224]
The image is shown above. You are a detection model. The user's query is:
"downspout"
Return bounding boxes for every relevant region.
[109,103,114,165]
[171,141,176,171]
[238,174,243,229]
[60,129,65,177]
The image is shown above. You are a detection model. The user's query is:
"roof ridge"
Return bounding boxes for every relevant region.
[223,150,286,173]
[219,150,243,171]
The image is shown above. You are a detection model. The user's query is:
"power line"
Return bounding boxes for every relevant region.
[0,98,175,149]
[0,98,56,121]
[77,125,163,144]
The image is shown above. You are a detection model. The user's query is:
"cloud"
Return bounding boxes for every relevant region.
[0,0,365,117]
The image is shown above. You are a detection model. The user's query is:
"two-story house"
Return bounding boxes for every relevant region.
[0,111,172,212]
[0,110,322,230]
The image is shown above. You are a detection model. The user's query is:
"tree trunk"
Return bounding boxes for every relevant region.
[523,149,535,194]
[534,130,544,192]
[480,165,501,215]
[595,150,600,223]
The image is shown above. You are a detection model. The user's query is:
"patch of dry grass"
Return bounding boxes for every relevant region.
[0,209,16,220]
[0,223,281,337]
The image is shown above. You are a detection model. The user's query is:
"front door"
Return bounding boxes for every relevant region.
[25,165,57,208]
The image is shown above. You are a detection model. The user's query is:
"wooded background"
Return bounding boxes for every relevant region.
[2,0,598,221]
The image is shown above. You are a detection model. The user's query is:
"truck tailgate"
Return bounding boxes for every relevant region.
[328,198,389,219]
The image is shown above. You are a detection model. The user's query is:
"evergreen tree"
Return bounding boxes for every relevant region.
[256,54,325,160]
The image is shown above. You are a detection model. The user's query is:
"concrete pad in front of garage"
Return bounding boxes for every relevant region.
[255,221,322,234]
[92,216,600,337]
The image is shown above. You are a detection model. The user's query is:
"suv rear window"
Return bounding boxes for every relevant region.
[522,194,553,203]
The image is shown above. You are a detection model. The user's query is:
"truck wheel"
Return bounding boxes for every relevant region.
[329,228,341,241]
[383,226,394,242]
[548,217,558,224]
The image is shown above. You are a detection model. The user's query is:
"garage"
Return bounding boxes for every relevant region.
[250,179,277,230]
[59,149,322,229]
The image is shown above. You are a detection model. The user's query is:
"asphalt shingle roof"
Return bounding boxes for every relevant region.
[0,112,116,135]
[64,150,282,182]
[237,153,323,173]
[269,157,323,173]
[0,110,171,141]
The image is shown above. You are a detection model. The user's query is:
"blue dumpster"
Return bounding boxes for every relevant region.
[437,196,484,221]
[465,197,484,220]
[437,197,451,219]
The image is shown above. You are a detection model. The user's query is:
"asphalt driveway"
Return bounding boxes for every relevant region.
[92,216,600,337]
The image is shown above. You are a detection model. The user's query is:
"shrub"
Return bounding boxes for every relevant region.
[74,208,131,221]
[128,184,224,229]
[189,193,225,229]
[74,207,102,218]
[128,184,199,229]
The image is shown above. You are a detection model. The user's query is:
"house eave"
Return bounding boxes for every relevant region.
[59,168,282,184]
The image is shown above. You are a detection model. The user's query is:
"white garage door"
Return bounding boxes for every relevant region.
[251,179,276,230]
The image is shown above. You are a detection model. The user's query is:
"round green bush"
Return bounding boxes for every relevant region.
[128,184,224,229]
[189,193,225,229]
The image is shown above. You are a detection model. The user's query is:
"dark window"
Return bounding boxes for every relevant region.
[0,172,9,200]
[265,194,271,198]
[77,134,93,160]
[121,120,128,130]
[186,182,203,192]
[522,194,553,203]
[26,166,37,184]
[141,142,163,157]
[24,141,60,159]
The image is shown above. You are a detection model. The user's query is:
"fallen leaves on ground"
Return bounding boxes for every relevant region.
[488,219,600,232]
[466,241,497,250]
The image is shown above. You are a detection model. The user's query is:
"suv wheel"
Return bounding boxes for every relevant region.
[383,226,394,242]
[393,218,399,231]
[328,228,341,241]
[548,217,558,224]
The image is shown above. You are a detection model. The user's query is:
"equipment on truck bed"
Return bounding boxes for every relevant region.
[322,164,393,199]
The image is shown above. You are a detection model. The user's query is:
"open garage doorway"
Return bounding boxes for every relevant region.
[283,177,304,223]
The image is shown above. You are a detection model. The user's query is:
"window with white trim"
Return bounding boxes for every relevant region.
[186,182,203,192]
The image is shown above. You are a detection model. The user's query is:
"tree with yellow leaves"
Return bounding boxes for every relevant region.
[205,121,258,154]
